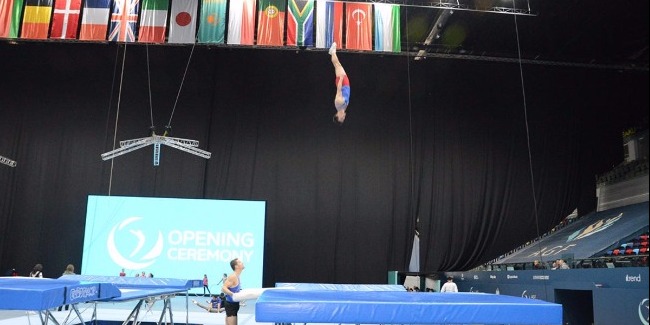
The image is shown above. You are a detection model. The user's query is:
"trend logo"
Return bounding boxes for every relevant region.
[640,298,649,325]
[107,217,164,270]
[566,212,622,242]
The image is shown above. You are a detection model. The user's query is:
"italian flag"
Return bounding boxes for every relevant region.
[138,0,169,43]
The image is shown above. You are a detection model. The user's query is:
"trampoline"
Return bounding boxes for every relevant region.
[0,277,120,325]
[0,275,202,325]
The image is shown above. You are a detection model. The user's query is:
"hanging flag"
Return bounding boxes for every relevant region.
[168,0,197,43]
[78,0,111,40]
[257,0,285,46]
[49,0,82,39]
[315,0,341,49]
[108,0,140,42]
[286,0,313,46]
[21,0,53,39]
[138,0,168,43]
[0,0,24,38]
[345,2,371,51]
[197,0,226,43]
[373,3,400,52]
[227,0,255,45]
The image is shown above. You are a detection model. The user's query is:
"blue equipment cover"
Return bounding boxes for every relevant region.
[275,283,406,291]
[60,275,201,301]
[0,277,121,310]
[256,290,562,325]
[60,274,202,290]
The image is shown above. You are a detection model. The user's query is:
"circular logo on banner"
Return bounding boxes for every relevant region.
[266,5,279,18]
[639,298,649,325]
[107,217,163,270]
[176,12,192,26]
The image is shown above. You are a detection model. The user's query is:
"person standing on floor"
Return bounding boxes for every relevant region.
[203,274,211,295]
[222,258,245,325]
[440,276,458,293]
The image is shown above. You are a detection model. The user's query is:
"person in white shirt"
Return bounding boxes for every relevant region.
[440,276,458,293]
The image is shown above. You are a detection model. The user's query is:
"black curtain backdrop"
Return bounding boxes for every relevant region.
[0,42,647,285]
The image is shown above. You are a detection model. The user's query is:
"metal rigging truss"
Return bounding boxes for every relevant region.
[1,155,17,167]
[101,134,211,166]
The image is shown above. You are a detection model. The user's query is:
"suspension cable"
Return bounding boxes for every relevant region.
[146,44,155,130]
[108,43,128,195]
[405,7,418,256]
[512,0,549,297]
[167,42,197,130]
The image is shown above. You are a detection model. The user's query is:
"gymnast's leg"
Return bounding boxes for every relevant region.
[192,300,220,313]
[329,43,347,77]
[224,300,240,325]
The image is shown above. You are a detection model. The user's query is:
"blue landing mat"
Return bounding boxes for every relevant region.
[256,290,562,325]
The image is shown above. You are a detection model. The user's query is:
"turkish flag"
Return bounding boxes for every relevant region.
[345,2,371,51]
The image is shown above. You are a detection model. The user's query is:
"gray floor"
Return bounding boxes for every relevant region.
[0,295,264,325]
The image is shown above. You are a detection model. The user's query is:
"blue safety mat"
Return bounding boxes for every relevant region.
[256,290,562,325]
[275,283,406,291]
[0,277,120,310]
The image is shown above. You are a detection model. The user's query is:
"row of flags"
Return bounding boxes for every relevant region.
[0,0,402,51]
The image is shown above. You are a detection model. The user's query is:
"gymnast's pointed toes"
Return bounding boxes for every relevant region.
[329,42,337,55]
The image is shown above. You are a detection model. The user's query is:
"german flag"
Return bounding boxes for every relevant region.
[21,0,53,39]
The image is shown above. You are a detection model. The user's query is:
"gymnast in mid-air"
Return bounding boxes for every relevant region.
[329,42,350,125]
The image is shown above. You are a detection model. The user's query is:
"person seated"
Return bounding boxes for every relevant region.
[192,294,223,313]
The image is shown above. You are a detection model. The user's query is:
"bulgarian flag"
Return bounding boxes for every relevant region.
[345,2,372,51]
[286,0,313,46]
[78,0,111,40]
[256,0,285,46]
[138,0,168,43]
[197,0,226,43]
[315,0,341,49]
[49,0,82,39]
[227,0,255,45]
[373,3,400,52]
[0,0,25,38]
[21,0,53,39]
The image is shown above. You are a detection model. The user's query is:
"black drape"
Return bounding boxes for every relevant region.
[0,42,647,284]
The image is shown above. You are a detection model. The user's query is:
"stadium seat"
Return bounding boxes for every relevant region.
[625,248,634,255]
[633,248,640,255]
